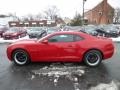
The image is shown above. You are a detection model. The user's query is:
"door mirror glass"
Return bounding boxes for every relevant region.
[42,40,48,44]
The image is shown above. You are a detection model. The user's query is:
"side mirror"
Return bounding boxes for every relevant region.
[42,40,48,44]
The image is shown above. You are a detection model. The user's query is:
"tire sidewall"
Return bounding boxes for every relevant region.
[84,50,102,67]
[12,49,30,65]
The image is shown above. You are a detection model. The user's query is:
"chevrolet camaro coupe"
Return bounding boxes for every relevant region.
[7,31,114,67]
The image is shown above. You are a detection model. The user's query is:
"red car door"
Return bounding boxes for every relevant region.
[36,42,61,61]
[54,41,80,61]
[46,34,82,62]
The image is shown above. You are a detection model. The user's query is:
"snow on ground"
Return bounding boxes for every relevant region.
[111,37,120,42]
[31,63,86,89]
[89,80,120,90]
[0,36,120,44]
[0,35,30,43]
[31,63,120,90]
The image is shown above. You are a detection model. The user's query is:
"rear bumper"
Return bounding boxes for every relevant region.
[103,49,114,59]
[103,44,114,60]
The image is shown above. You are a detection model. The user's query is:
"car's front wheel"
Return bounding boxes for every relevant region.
[12,49,30,65]
[84,50,102,67]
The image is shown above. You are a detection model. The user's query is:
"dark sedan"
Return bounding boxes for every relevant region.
[27,27,47,38]
[96,26,120,38]
[80,26,98,36]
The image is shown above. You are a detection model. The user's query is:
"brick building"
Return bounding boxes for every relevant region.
[85,0,114,25]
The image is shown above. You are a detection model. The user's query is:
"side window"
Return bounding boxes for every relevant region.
[48,34,74,42]
[48,35,60,42]
[74,35,84,41]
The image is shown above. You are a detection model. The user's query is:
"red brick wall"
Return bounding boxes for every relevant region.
[85,0,114,24]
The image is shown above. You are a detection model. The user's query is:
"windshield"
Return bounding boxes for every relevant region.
[31,28,40,31]
[37,34,50,42]
[9,28,19,32]
[47,29,57,34]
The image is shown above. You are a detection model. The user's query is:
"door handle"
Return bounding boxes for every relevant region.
[68,45,72,47]
[68,45,75,47]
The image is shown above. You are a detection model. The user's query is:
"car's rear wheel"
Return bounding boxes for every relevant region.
[83,50,102,67]
[12,49,30,65]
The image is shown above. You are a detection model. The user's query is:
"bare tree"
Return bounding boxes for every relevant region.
[114,8,120,24]
[70,12,82,26]
[44,5,59,20]
[36,13,43,20]
[21,16,29,22]
[8,13,20,21]
[27,14,34,20]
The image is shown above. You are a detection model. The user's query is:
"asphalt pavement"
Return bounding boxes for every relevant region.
[0,43,120,90]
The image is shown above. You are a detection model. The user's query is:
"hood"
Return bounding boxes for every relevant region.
[4,31,15,35]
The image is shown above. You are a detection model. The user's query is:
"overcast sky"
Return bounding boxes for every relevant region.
[0,0,120,18]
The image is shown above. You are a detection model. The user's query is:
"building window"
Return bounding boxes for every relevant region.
[98,10,103,16]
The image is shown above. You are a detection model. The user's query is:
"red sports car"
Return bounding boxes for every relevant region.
[7,31,114,67]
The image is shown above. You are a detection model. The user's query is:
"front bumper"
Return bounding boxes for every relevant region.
[3,35,18,40]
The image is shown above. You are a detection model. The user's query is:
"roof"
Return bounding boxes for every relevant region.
[85,0,114,14]
[49,31,95,39]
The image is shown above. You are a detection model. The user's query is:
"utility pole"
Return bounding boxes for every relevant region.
[82,0,87,26]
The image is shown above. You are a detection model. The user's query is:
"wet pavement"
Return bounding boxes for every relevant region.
[0,43,120,90]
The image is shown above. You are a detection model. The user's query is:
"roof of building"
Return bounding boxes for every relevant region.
[85,0,114,14]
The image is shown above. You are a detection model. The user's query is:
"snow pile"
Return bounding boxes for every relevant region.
[111,37,120,42]
[0,35,30,43]
[32,66,85,77]
[0,35,120,44]
[89,80,120,90]
[31,63,86,88]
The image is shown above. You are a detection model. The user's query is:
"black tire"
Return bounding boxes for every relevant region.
[83,50,102,67]
[12,49,30,65]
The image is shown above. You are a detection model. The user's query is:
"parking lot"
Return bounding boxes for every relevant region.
[0,0,120,89]
[0,42,120,90]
